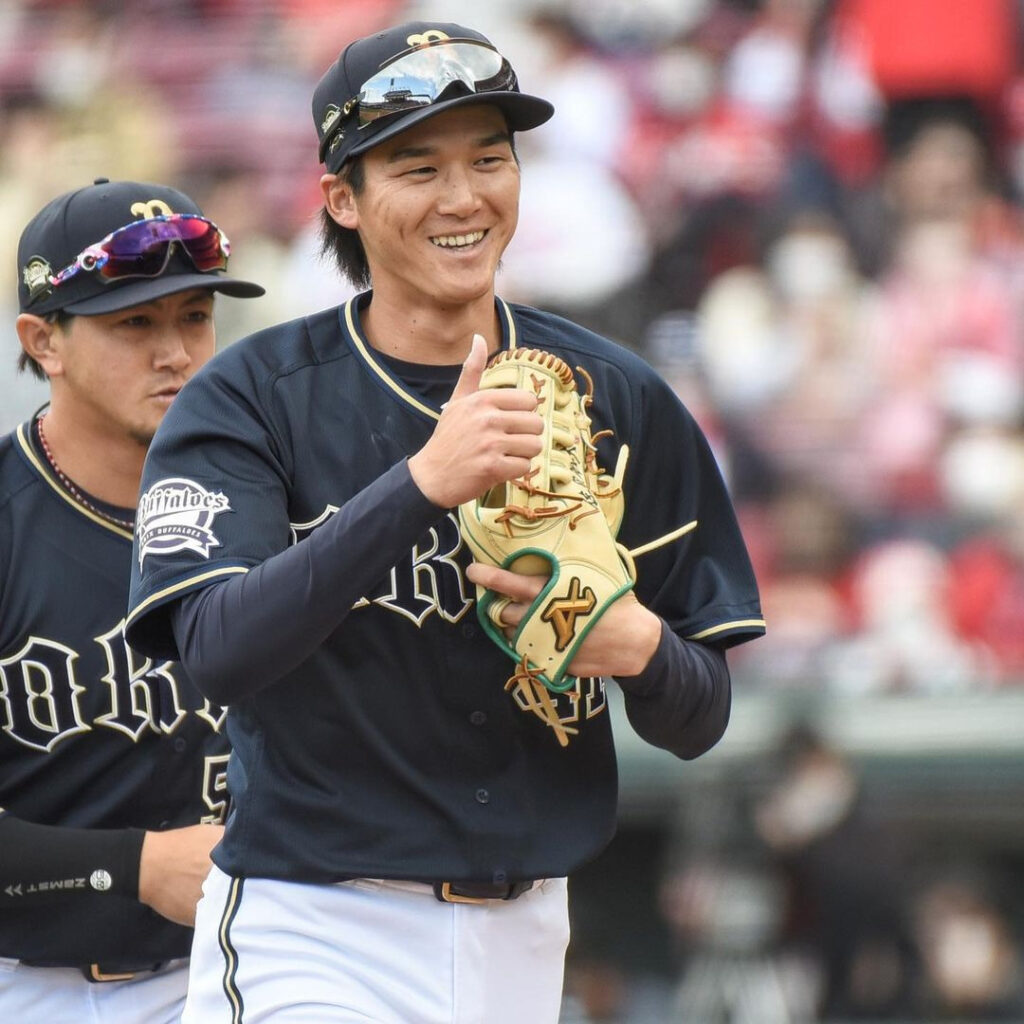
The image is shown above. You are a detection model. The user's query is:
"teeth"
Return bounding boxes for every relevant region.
[431,230,485,248]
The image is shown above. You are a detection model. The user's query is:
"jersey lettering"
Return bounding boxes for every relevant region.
[508,675,608,726]
[196,697,227,733]
[0,638,89,752]
[291,508,472,626]
[0,629,221,750]
[368,514,472,625]
[94,623,186,739]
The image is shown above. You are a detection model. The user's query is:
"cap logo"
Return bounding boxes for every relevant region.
[321,104,341,134]
[22,257,53,302]
[407,29,450,47]
[130,198,174,219]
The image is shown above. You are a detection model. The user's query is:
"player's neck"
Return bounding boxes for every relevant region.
[39,408,148,510]
[361,290,501,364]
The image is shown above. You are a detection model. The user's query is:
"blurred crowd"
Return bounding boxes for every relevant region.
[1,1,1023,1020]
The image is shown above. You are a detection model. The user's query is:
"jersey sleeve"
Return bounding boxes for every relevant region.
[618,364,765,649]
[126,355,292,660]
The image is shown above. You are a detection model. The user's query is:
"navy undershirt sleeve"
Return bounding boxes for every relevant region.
[171,459,444,705]
[615,622,731,759]
[171,457,731,759]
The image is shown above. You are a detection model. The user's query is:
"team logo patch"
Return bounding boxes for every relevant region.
[320,103,340,134]
[22,256,53,302]
[137,477,231,568]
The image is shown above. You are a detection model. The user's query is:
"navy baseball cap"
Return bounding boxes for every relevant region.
[313,21,554,174]
[18,178,265,316]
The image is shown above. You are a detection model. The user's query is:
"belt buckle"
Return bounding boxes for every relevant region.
[437,881,489,905]
[86,963,137,983]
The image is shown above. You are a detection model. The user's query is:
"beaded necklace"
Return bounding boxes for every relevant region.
[35,415,136,531]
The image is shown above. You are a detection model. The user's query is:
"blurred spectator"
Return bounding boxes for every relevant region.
[520,6,635,170]
[730,479,857,691]
[910,868,1024,1020]
[948,492,1024,685]
[855,100,1024,516]
[694,203,878,508]
[499,152,652,314]
[753,724,919,1020]
[827,538,998,695]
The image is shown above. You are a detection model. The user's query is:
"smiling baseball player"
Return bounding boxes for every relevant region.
[125,21,765,1023]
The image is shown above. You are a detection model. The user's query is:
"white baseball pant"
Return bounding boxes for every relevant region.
[0,956,189,1023]
[182,866,570,1023]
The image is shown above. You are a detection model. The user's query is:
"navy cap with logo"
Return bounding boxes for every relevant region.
[17,178,265,316]
[313,21,554,174]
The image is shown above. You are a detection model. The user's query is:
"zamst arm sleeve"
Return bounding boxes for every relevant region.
[0,812,143,905]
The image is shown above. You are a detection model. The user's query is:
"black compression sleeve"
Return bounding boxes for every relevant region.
[615,621,731,759]
[171,459,444,705]
[0,814,144,906]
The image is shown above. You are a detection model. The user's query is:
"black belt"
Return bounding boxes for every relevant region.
[433,880,534,904]
[20,958,168,982]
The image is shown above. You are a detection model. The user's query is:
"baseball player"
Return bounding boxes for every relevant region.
[0,178,264,1022]
[125,21,766,1024]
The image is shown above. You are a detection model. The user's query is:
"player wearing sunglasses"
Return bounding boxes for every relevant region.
[0,179,263,1022]
[127,21,764,1024]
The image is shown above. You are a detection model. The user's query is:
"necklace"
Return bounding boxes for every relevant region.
[35,416,136,531]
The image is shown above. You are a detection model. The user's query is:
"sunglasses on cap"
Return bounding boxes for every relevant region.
[39,214,230,300]
[325,39,517,157]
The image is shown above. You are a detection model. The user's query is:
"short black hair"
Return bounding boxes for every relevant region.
[18,308,74,380]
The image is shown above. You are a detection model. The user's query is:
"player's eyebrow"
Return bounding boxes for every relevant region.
[386,131,513,163]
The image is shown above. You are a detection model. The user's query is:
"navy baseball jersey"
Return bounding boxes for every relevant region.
[126,294,764,885]
[0,420,229,964]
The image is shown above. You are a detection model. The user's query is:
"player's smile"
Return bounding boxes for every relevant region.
[430,229,487,249]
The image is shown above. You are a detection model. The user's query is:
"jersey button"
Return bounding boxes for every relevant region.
[469,711,487,726]
[475,788,490,804]
[173,737,187,752]
[461,624,476,639]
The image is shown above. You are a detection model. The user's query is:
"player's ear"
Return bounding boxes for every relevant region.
[16,313,64,378]
[321,173,359,231]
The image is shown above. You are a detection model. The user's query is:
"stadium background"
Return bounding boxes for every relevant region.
[2,1,1023,1020]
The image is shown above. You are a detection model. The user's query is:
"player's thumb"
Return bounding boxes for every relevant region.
[449,333,487,402]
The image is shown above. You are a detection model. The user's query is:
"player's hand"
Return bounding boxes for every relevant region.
[465,562,662,678]
[408,334,544,509]
[138,823,223,927]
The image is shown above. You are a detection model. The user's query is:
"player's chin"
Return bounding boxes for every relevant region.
[129,409,166,446]
[432,264,500,304]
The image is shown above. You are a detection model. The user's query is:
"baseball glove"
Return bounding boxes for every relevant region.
[458,348,634,746]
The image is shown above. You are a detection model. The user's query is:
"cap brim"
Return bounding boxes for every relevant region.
[60,272,265,315]
[328,92,554,172]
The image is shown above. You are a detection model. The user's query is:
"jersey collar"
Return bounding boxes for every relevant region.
[339,292,520,422]
[14,421,135,539]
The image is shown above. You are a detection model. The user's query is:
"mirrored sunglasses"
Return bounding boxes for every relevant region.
[44,214,231,297]
[341,39,517,136]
